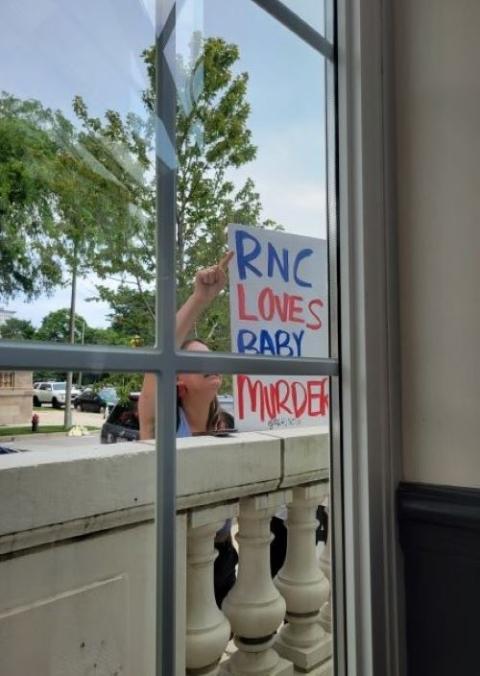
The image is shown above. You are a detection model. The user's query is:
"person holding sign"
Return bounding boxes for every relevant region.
[139,251,236,606]
[139,250,234,438]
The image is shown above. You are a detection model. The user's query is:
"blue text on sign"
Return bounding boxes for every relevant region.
[235,229,314,288]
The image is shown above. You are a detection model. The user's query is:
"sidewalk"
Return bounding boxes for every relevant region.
[1,407,104,430]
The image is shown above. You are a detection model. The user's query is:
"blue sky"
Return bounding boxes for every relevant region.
[1,0,329,328]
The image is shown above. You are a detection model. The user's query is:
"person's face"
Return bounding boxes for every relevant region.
[177,341,222,400]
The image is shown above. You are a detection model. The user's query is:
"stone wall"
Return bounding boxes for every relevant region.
[0,430,330,676]
[0,371,32,425]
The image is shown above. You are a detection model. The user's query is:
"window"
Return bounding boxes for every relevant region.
[0,1,400,675]
[156,1,341,672]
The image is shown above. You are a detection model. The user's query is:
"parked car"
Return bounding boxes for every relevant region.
[100,393,140,444]
[32,382,82,408]
[73,387,118,414]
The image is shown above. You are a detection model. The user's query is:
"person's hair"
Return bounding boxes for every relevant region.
[178,338,222,432]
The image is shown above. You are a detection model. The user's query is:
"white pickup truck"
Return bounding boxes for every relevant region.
[33,382,81,409]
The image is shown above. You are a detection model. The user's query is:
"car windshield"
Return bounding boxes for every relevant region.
[53,383,66,390]
[99,388,117,402]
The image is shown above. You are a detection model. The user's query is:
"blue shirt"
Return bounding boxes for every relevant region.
[177,406,191,438]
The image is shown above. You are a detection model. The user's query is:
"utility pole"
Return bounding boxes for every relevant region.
[64,239,78,430]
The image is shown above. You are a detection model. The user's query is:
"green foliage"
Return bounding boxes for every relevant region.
[0,95,63,298]
[0,425,99,437]
[95,284,155,346]
[0,317,36,340]
[36,308,87,343]
[86,326,130,346]
[0,91,140,308]
[32,370,66,383]
[96,372,144,405]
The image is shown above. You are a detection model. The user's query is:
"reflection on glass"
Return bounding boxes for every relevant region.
[175,0,329,353]
[0,1,156,346]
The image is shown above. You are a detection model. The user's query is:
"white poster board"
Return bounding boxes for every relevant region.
[228,224,329,432]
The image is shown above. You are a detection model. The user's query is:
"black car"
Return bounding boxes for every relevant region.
[74,387,118,414]
[100,393,140,443]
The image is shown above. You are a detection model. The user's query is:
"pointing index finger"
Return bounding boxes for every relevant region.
[218,250,234,271]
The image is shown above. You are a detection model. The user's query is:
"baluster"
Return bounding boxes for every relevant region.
[221,491,294,676]
[274,484,332,674]
[186,503,238,676]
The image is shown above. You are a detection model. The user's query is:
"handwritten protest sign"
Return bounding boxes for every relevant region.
[228,224,329,432]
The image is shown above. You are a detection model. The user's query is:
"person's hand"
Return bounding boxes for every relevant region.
[193,251,234,305]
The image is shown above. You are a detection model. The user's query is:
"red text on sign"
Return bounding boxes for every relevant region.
[237,284,323,330]
[236,375,329,421]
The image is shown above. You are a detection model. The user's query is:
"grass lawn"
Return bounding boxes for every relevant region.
[0,425,98,437]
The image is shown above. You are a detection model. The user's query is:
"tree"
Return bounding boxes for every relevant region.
[0,91,138,306]
[74,37,277,351]
[36,308,88,343]
[0,95,63,299]
[1,90,147,425]
[96,285,155,346]
[0,317,36,340]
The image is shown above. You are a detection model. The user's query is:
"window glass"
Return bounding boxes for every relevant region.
[0,2,338,674]
[0,0,156,348]
[278,0,327,34]
[169,3,337,671]
[0,367,156,672]
[175,0,330,358]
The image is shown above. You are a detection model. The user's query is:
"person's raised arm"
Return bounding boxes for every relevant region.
[138,372,156,440]
[138,251,234,440]
[175,251,234,346]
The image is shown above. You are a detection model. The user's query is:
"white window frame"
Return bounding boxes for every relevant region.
[336,0,404,674]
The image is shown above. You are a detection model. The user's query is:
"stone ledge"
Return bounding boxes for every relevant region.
[0,430,330,545]
[0,504,154,557]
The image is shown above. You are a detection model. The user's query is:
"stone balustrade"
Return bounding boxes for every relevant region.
[0,428,332,675]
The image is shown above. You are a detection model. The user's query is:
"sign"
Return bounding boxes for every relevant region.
[228,224,329,432]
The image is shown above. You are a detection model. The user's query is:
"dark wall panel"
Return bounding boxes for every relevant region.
[398,482,480,676]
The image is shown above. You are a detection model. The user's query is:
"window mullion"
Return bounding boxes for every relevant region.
[155,2,178,675]
[0,342,162,372]
[174,351,339,377]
